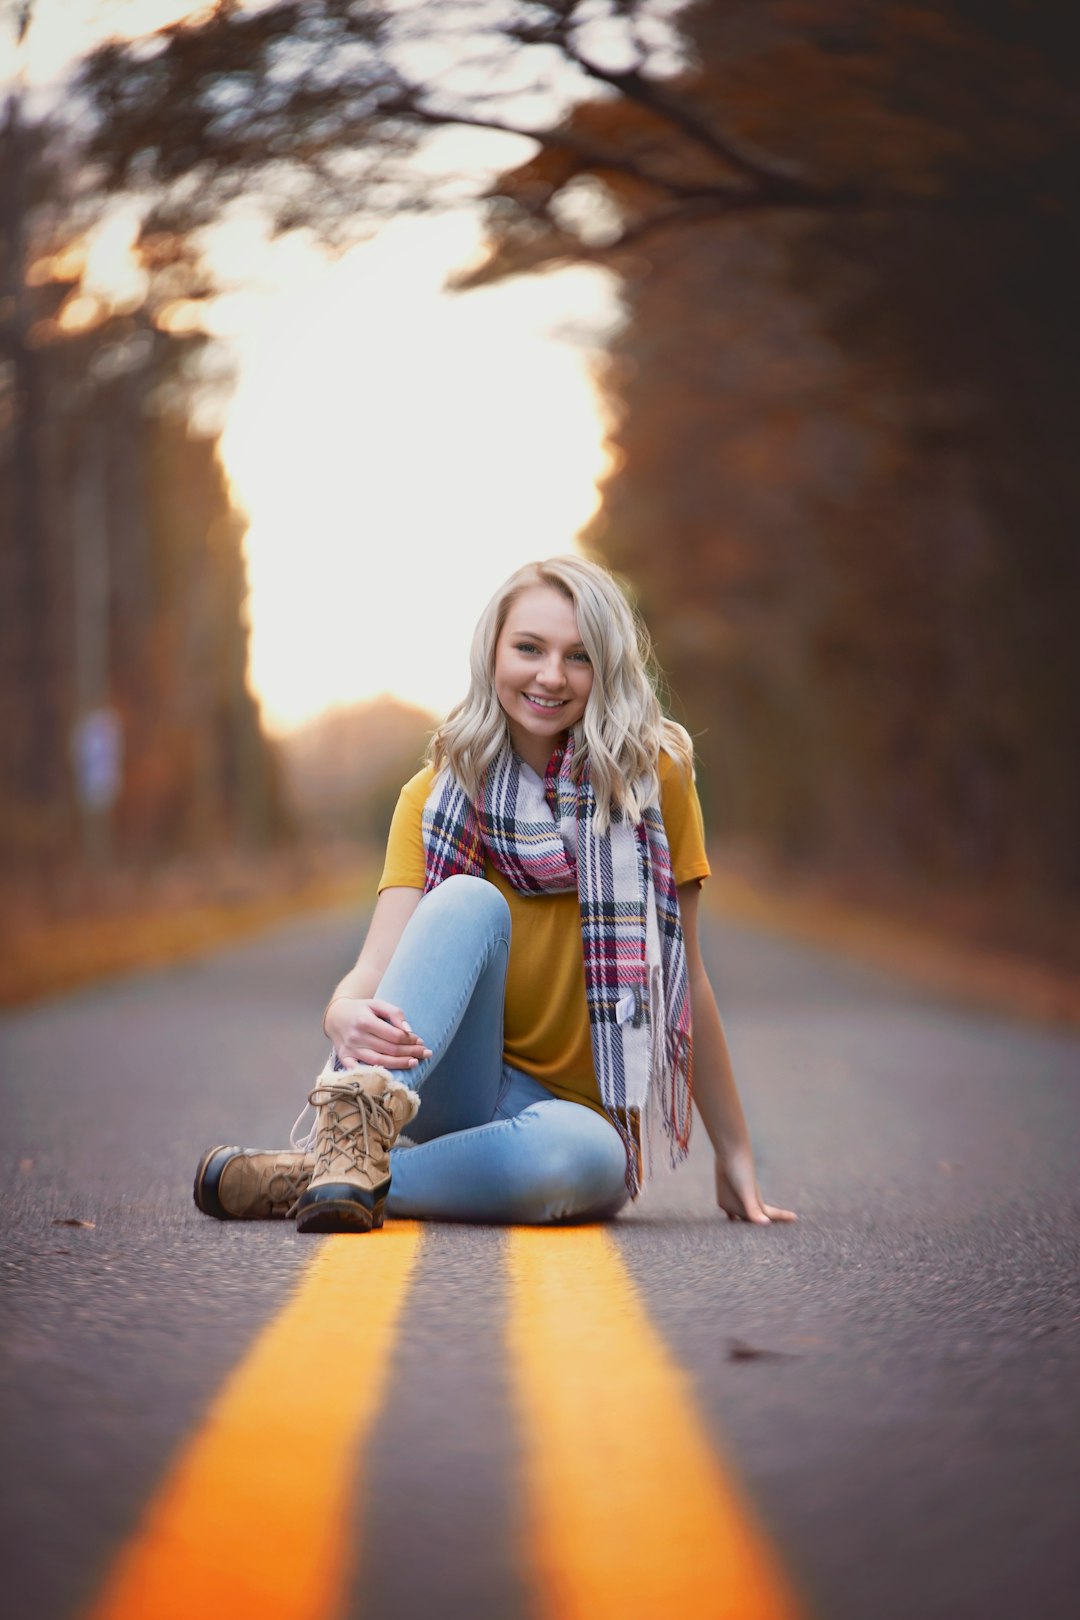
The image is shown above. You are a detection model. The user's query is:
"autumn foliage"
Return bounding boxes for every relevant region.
[471,1,1080,920]
[0,115,289,888]
[4,1,1077,970]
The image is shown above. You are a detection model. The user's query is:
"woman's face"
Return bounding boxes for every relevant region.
[494,584,595,771]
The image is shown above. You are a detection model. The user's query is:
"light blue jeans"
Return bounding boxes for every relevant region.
[355,873,630,1224]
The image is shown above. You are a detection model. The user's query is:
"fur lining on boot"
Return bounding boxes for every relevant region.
[319,1061,420,1118]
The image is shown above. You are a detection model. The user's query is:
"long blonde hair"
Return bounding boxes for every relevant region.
[428,555,694,831]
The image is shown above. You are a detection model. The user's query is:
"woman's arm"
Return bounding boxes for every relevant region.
[679,881,797,1224]
[323,887,432,1070]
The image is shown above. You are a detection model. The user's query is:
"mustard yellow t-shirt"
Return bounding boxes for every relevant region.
[378,751,711,1117]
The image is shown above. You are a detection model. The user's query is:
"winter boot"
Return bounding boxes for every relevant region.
[293,1065,420,1235]
[194,1146,314,1220]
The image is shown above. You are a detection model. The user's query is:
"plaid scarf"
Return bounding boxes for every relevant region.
[422,734,693,1196]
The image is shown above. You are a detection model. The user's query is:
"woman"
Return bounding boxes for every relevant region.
[194,556,795,1233]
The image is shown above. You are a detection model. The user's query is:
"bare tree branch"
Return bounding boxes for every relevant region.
[69,0,1050,267]
[553,41,802,194]
[377,90,755,203]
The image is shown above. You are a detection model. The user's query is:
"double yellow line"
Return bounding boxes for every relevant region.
[84,1224,423,1620]
[86,1226,802,1620]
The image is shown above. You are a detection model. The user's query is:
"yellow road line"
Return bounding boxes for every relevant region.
[84,1224,423,1620]
[506,1226,805,1620]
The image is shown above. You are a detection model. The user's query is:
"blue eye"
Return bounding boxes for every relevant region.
[512,641,589,663]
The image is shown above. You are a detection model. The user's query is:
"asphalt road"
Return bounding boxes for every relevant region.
[2,904,1078,1620]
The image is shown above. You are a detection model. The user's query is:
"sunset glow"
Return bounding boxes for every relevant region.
[215,213,619,732]
[26,3,621,735]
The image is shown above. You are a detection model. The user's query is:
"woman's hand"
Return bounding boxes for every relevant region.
[715,1149,797,1225]
[324,997,432,1071]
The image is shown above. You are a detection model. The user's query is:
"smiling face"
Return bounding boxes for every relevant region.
[493,583,595,773]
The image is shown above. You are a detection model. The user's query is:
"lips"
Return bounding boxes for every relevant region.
[523,694,567,710]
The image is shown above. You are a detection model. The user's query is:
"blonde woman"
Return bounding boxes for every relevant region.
[194,557,796,1233]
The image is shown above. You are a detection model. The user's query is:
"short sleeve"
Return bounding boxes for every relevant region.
[658,749,711,886]
[377,766,435,893]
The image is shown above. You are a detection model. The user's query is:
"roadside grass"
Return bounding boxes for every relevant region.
[0,849,375,1009]
[3,844,1077,1031]
[706,853,1080,1029]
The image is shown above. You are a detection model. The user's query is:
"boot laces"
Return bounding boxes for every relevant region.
[308,1079,396,1180]
[266,1161,311,1207]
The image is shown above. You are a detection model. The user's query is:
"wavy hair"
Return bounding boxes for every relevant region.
[428,555,694,831]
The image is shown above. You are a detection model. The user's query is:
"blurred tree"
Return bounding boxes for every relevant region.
[65,1,1079,908]
[462,2,1080,904]
[1,37,61,822]
[279,696,433,845]
[0,95,289,881]
[73,0,919,247]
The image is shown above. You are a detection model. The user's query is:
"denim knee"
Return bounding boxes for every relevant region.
[509,1107,629,1224]
[427,872,511,941]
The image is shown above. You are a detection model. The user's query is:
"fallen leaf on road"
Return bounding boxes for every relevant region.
[726,1338,798,1363]
[51,1217,95,1228]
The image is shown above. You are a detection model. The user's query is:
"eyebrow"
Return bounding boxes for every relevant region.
[510,628,587,649]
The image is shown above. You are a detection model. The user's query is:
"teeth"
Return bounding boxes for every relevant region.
[526,696,565,708]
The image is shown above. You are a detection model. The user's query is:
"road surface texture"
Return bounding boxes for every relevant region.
[2,904,1078,1620]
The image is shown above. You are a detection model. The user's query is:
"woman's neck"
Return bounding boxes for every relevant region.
[508,727,567,777]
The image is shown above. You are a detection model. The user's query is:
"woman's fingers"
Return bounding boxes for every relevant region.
[342,1046,420,1070]
[324,999,431,1060]
[346,1043,417,1069]
[715,1159,796,1225]
[367,999,413,1031]
[342,1043,430,1068]
[365,1025,432,1060]
[366,1012,428,1049]
[347,1007,428,1048]
[720,1201,798,1224]
[340,1019,432,1068]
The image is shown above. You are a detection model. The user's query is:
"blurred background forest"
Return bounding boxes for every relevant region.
[2,0,1077,995]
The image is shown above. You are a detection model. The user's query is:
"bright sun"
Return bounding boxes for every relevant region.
[217,212,619,732]
[25,3,622,736]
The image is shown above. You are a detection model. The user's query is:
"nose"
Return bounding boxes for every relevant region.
[536,653,567,689]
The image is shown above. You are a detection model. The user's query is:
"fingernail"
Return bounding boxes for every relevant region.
[408,1057,418,1067]
[403,1022,413,1033]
